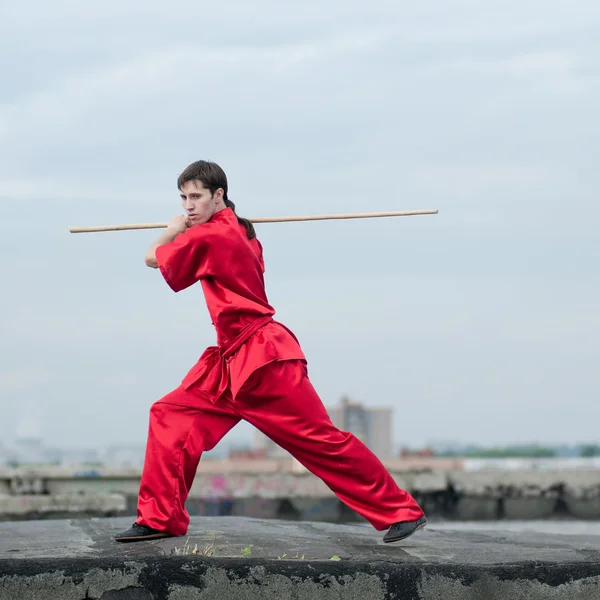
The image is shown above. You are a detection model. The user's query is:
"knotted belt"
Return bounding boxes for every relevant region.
[182,314,274,402]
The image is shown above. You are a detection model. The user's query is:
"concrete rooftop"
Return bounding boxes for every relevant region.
[1,516,600,599]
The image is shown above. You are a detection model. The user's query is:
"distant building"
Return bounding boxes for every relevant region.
[330,397,394,460]
[253,395,394,460]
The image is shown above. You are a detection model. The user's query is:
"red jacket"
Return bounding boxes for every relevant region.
[156,207,306,401]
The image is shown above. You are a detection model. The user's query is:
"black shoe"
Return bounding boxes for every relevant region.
[383,516,427,543]
[115,523,173,543]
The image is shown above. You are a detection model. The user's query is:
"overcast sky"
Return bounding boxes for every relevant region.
[1,0,599,453]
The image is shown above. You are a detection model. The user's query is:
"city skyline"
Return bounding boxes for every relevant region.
[3,400,599,466]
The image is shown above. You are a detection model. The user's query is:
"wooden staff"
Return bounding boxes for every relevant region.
[69,209,438,233]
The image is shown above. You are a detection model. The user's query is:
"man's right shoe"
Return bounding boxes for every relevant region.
[114,523,173,543]
[383,515,427,543]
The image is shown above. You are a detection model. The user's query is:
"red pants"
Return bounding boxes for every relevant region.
[136,359,424,535]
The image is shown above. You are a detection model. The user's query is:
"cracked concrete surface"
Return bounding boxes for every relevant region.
[1,516,600,599]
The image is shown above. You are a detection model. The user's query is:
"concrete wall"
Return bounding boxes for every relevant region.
[2,554,600,599]
[3,460,600,521]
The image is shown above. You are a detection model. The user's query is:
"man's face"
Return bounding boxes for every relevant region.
[180,180,224,225]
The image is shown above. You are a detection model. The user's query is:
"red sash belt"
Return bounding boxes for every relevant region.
[181,315,274,402]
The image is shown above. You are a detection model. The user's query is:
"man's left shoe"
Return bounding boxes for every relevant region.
[383,516,427,543]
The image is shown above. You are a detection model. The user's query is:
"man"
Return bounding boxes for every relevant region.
[115,160,427,544]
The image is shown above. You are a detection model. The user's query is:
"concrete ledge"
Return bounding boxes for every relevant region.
[0,493,126,520]
[1,517,600,599]
[7,465,600,523]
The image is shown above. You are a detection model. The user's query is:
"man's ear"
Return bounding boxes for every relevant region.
[214,188,224,204]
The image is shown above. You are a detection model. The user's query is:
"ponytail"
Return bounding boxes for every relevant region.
[224,196,256,240]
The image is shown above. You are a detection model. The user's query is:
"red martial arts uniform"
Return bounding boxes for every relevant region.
[136,207,424,536]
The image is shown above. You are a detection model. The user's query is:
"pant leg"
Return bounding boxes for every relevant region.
[136,385,240,535]
[235,360,424,531]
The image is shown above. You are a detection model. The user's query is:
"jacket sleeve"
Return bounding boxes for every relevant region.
[155,227,215,292]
